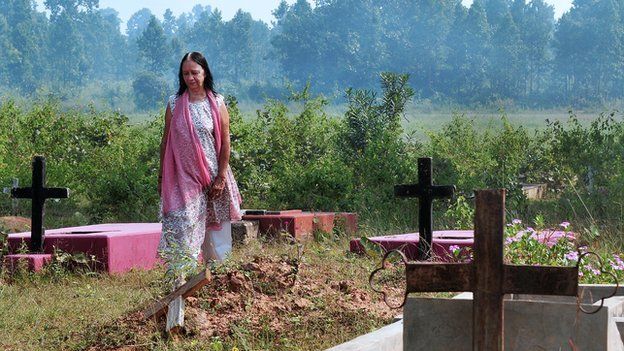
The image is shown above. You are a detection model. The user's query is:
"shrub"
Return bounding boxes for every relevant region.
[131,71,170,111]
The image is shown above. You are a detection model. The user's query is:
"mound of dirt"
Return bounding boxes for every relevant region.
[90,254,400,349]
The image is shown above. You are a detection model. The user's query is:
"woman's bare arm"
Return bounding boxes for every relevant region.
[209,100,231,199]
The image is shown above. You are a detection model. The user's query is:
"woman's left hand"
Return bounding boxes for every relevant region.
[209,175,226,200]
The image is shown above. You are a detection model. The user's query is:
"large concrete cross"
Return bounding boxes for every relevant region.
[405,189,579,350]
[395,157,455,260]
[11,156,69,252]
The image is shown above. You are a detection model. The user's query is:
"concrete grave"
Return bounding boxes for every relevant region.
[326,319,403,351]
[351,229,574,262]
[242,210,315,240]
[335,212,358,235]
[405,284,624,351]
[4,253,52,271]
[242,210,358,240]
[327,284,624,351]
[521,183,547,199]
[6,223,161,273]
[350,230,474,261]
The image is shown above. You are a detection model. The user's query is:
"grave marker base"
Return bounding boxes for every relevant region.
[3,253,52,272]
[7,223,161,273]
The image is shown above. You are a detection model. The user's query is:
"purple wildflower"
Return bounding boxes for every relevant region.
[611,255,624,270]
[560,221,570,229]
[449,245,461,253]
[565,251,579,261]
[587,265,601,276]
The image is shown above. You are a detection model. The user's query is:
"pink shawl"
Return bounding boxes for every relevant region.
[161,90,240,220]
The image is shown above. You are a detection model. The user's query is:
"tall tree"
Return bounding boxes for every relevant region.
[445,1,491,101]
[555,0,624,102]
[1,0,47,92]
[315,0,385,90]
[0,14,15,86]
[513,0,555,97]
[126,8,153,40]
[137,16,170,75]
[185,8,224,75]
[271,0,320,86]
[44,0,98,17]
[163,9,177,37]
[47,9,88,86]
[488,7,522,99]
[222,10,255,82]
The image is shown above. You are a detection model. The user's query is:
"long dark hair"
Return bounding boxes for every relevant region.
[176,51,215,96]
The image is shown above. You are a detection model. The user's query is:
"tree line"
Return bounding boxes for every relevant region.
[1,0,623,110]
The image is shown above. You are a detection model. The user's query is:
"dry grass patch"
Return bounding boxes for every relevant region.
[1,237,404,351]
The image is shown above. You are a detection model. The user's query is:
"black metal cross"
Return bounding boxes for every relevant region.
[11,156,69,252]
[395,157,455,260]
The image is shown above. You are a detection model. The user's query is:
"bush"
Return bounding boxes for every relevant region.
[131,71,170,111]
[1,75,622,238]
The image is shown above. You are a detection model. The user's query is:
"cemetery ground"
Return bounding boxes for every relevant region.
[2,214,624,351]
[0,232,410,351]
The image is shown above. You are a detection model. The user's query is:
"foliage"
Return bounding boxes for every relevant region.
[132,71,170,111]
[426,114,531,211]
[0,99,161,225]
[2,0,624,107]
[502,220,624,284]
[2,72,623,237]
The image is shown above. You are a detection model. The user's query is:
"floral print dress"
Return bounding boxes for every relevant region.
[158,94,242,273]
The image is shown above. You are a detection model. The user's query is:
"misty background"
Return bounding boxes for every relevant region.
[1,0,622,112]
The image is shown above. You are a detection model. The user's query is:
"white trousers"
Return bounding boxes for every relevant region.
[167,222,232,330]
[201,221,232,263]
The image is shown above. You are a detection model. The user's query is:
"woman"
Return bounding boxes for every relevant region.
[158,51,242,278]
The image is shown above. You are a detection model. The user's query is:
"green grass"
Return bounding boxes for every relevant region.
[0,269,163,351]
[0,236,397,351]
[402,107,623,141]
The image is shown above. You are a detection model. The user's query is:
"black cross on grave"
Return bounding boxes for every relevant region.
[395,157,455,260]
[11,156,69,252]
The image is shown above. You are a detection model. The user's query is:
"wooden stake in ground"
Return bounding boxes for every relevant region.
[402,189,579,350]
[143,269,211,332]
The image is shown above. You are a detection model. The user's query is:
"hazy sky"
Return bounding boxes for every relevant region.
[35,0,574,27]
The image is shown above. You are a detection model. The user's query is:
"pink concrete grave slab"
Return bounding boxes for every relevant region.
[312,212,336,234]
[350,230,474,261]
[4,253,52,272]
[7,223,162,273]
[351,228,575,261]
[335,212,358,234]
[242,212,314,240]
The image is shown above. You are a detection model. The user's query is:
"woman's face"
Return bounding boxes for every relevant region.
[182,59,205,92]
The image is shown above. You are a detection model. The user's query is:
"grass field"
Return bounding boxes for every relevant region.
[126,99,623,142]
[0,236,402,351]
